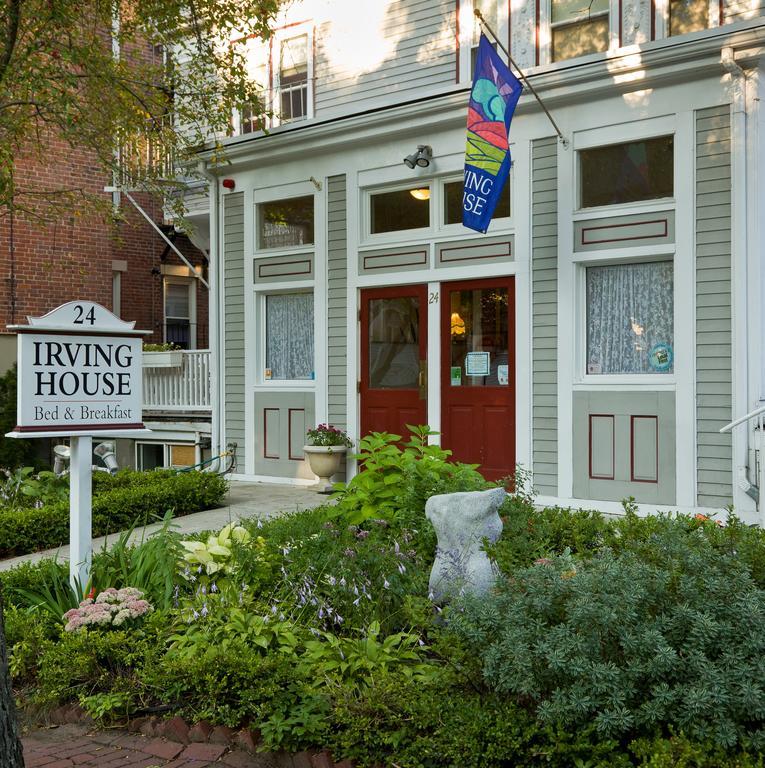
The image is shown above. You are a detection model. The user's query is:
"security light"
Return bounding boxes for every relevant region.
[94,441,119,474]
[404,145,432,169]
[53,444,70,476]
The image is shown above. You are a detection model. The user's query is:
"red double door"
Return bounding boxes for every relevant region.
[359,278,515,481]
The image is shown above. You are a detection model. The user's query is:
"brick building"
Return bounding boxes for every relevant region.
[0,131,212,471]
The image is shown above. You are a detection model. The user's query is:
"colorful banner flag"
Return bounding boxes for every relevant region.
[463,35,522,233]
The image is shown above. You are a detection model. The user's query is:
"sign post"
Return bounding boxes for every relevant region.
[5,301,150,590]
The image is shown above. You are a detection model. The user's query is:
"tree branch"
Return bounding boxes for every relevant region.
[0,0,21,86]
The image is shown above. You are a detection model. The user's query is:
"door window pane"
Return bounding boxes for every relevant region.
[259,196,314,249]
[370,188,430,234]
[586,261,674,375]
[368,297,420,388]
[669,0,708,35]
[444,179,510,225]
[450,287,509,387]
[266,293,314,380]
[580,136,674,208]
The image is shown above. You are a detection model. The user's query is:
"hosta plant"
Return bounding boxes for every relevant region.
[180,522,254,576]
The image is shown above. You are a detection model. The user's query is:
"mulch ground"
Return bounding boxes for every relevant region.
[21,724,283,768]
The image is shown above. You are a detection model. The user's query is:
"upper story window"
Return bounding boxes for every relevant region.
[258,195,314,249]
[654,0,721,39]
[458,0,509,83]
[237,24,313,134]
[278,34,309,123]
[370,187,430,234]
[579,136,674,208]
[163,279,196,349]
[551,0,610,61]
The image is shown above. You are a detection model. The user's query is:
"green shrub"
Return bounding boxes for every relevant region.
[0,365,37,470]
[450,545,765,750]
[0,470,227,557]
[330,426,488,525]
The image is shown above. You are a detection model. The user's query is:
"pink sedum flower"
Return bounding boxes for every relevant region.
[63,587,153,631]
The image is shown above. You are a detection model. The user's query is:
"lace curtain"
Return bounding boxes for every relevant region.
[586,261,674,375]
[266,293,314,379]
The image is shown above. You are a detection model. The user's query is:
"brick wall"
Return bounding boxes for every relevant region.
[0,133,208,349]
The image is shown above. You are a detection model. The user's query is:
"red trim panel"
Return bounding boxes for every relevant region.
[588,414,615,480]
[288,408,305,461]
[630,415,659,483]
[263,408,280,459]
[580,218,669,246]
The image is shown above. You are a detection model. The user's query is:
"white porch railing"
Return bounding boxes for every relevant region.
[143,350,211,412]
[720,405,765,510]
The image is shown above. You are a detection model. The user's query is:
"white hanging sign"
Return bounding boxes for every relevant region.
[8,301,148,437]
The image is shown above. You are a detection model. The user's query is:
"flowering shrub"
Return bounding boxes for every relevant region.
[306,424,352,448]
[63,587,153,631]
[180,522,254,576]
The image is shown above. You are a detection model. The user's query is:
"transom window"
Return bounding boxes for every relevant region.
[551,0,610,61]
[265,292,314,380]
[586,261,674,376]
[444,179,510,225]
[258,196,314,250]
[370,187,430,235]
[580,136,674,208]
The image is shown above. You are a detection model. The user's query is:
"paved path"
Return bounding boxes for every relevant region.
[0,480,330,572]
[21,724,281,767]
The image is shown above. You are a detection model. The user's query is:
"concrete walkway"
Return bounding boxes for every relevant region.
[0,480,330,572]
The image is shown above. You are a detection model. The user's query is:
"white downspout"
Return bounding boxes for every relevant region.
[721,47,755,519]
[198,163,223,468]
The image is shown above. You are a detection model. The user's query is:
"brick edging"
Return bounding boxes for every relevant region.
[46,706,355,768]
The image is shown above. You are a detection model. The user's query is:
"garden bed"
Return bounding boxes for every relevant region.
[5,429,765,767]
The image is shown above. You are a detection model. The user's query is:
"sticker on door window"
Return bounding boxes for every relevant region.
[465,351,490,376]
[497,364,509,386]
[450,366,462,386]
[648,342,673,372]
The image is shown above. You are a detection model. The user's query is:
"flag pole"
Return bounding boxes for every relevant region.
[474,9,568,146]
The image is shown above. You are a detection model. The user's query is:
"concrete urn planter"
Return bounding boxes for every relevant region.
[303,445,347,493]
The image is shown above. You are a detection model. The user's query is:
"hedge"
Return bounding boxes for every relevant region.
[0,470,228,558]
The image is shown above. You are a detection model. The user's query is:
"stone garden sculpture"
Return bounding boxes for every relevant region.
[425,487,506,602]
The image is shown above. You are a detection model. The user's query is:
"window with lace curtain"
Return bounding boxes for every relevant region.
[586,261,674,375]
[265,292,314,380]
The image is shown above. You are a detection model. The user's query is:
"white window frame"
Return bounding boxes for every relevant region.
[575,254,678,386]
[653,0,721,40]
[363,181,435,246]
[135,442,198,470]
[539,0,620,66]
[574,120,677,213]
[233,22,314,134]
[163,276,197,350]
[272,24,314,127]
[457,0,510,84]
[255,286,316,387]
[256,193,316,253]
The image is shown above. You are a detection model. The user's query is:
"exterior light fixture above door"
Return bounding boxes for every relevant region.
[409,188,430,201]
[403,145,432,168]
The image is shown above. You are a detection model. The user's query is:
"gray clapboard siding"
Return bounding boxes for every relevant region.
[314,0,455,119]
[327,175,348,431]
[224,192,246,473]
[696,105,732,508]
[532,137,558,495]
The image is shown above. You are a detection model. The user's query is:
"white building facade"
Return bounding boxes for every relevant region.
[196,0,765,523]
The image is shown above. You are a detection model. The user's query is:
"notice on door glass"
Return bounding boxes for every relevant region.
[450,366,462,386]
[465,352,490,376]
[497,364,509,386]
